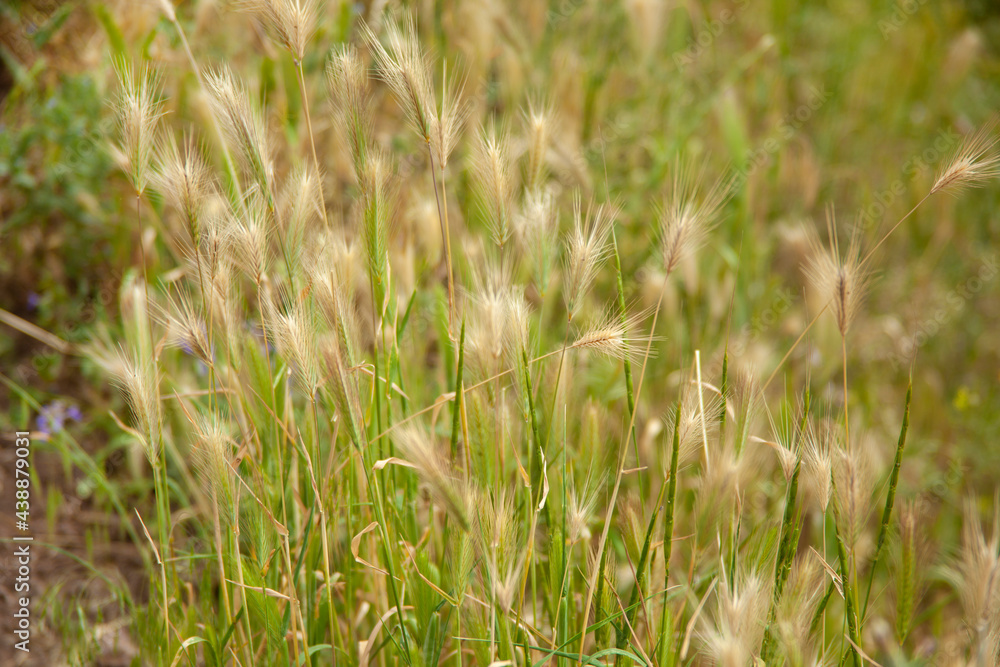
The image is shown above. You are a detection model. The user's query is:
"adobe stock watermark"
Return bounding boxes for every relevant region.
[732,84,830,189]
[878,0,930,39]
[852,127,959,237]
[672,0,751,71]
[886,252,998,371]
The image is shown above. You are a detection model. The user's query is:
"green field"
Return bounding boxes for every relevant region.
[1,1,999,665]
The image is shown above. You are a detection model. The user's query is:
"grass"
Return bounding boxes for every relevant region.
[2,1,1000,666]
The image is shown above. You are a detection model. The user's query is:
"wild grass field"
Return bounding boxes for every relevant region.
[1,1,1000,666]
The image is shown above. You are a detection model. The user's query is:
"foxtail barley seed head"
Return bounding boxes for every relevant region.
[235,0,317,60]
[207,67,273,196]
[564,196,618,319]
[805,207,870,338]
[775,555,826,661]
[112,58,165,196]
[514,187,558,294]
[112,345,162,465]
[363,15,436,143]
[473,123,516,250]
[955,497,1000,632]
[431,63,469,169]
[571,303,655,362]
[226,189,272,280]
[567,481,600,543]
[155,290,212,364]
[359,149,394,310]
[801,421,833,513]
[191,415,236,513]
[703,568,771,667]
[659,161,732,276]
[327,45,373,177]
[262,289,321,391]
[523,99,552,192]
[155,134,215,248]
[833,438,873,550]
[932,115,1000,195]
[394,425,471,530]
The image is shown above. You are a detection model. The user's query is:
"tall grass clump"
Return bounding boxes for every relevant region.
[85,3,1000,666]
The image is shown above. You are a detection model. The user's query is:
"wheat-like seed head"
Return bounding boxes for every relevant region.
[359,150,394,311]
[431,62,469,169]
[155,133,215,248]
[702,568,771,667]
[775,555,826,662]
[932,115,1000,195]
[659,161,732,276]
[206,67,273,196]
[190,415,236,514]
[112,58,165,196]
[327,44,373,178]
[235,0,317,60]
[567,480,600,543]
[155,289,212,364]
[955,497,1000,633]
[563,195,619,320]
[513,187,558,295]
[832,435,873,550]
[571,302,655,362]
[363,15,436,143]
[523,99,552,192]
[111,345,162,465]
[801,420,833,514]
[225,189,272,280]
[472,123,516,250]
[262,288,321,391]
[394,424,471,531]
[805,207,871,338]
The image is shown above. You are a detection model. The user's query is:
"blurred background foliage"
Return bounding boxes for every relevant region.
[1,0,999,663]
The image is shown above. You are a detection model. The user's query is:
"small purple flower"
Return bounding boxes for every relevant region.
[36,401,83,436]
[27,292,41,311]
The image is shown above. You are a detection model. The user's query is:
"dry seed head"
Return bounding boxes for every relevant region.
[659,162,732,276]
[111,345,161,465]
[327,45,373,177]
[833,438,873,549]
[473,123,516,249]
[467,260,517,375]
[805,207,870,338]
[394,425,470,530]
[191,415,236,513]
[514,187,558,294]
[564,196,618,320]
[155,290,213,364]
[154,0,177,22]
[155,134,215,248]
[226,190,272,279]
[956,498,1000,630]
[235,0,317,60]
[363,15,436,142]
[475,490,518,576]
[775,555,826,660]
[207,67,273,195]
[112,58,165,196]
[801,421,833,513]
[359,150,394,307]
[571,303,655,362]
[703,568,771,667]
[932,115,1000,195]
[567,481,600,543]
[262,289,321,391]
[430,63,469,169]
[667,388,722,467]
[523,99,553,191]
